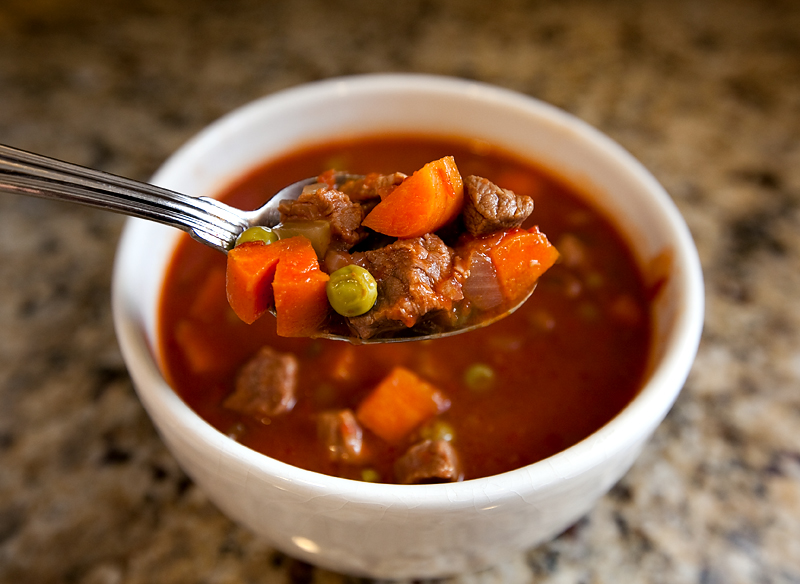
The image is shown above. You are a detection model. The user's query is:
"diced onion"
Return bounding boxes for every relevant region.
[274,220,331,258]
[461,253,503,310]
[301,183,327,195]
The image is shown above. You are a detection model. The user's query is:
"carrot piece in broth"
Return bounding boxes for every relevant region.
[356,366,450,443]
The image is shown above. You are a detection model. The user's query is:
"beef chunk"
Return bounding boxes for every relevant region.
[462,175,534,235]
[394,439,462,484]
[278,186,366,247]
[224,346,298,419]
[317,409,364,463]
[339,172,406,201]
[347,234,463,339]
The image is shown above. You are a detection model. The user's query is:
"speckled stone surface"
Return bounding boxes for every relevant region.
[1,0,799,582]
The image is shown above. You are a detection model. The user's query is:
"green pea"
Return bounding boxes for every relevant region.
[236,225,278,245]
[305,340,324,358]
[464,363,495,392]
[578,301,600,322]
[361,468,380,483]
[419,419,455,442]
[235,226,278,246]
[326,265,378,317]
[585,271,604,289]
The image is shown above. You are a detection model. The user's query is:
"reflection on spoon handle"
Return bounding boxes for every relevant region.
[0,143,248,252]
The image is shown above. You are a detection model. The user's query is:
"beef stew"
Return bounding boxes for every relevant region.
[158,135,654,483]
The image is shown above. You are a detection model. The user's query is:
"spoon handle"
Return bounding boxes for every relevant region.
[0,144,247,252]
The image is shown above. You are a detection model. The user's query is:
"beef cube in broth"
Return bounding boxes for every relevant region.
[224,346,298,419]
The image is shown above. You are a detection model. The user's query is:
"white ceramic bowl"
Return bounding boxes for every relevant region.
[112,74,704,578]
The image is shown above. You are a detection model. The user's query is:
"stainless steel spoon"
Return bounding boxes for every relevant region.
[0,143,308,253]
[0,143,534,344]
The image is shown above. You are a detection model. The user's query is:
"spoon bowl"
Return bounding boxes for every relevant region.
[304,286,535,344]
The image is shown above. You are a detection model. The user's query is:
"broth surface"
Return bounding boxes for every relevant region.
[158,135,653,482]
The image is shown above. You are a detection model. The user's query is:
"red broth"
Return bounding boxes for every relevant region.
[158,135,653,482]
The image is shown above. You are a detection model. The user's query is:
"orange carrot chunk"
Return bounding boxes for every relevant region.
[225,241,285,324]
[189,267,228,322]
[356,366,450,443]
[226,236,331,333]
[272,237,331,337]
[362,156,464,238]
[174,319,226,374]
[488,227,560,302]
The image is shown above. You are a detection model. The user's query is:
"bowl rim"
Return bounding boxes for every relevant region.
[113,73,705,508]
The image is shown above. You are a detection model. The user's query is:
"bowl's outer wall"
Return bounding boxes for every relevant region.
[112,74,704,578]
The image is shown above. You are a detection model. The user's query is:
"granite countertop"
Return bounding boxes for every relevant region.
[1,0,799,582]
